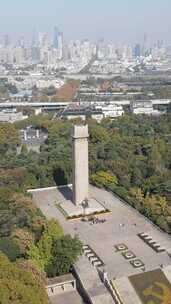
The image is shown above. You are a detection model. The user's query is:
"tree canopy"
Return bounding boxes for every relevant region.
[0,252,48,304]
[1,114,171,234]
[28,220,83,277]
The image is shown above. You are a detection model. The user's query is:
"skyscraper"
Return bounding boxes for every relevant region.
[58,32,63,50]
[31,29,38,47]
[142,34,148,56]
[39,32,50,49]
[3,35,10,47]
[134,44,141,57]
[18,36,25,48]
[53,27,63,47]
[53,26,63,59]
[53,26,59,49]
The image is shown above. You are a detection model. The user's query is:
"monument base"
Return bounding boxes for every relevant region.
[57,197,107,218]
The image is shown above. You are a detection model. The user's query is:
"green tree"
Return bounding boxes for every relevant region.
[0,123,20,154]
[0,238,21,261]
[50,235,83,277]
[28,219,63,272]
[91,170,118,188]
[11,228,34,256]
[0,190,45,239]
[0,252,48,304]
[21,144,28,154]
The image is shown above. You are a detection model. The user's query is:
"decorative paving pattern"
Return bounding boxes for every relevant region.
[83,245,104,268]
[122,251,136,260]
[129,269,171,303]
[130,259,145,268]
[114,243,145,270]
[114,243,128,252]
[138,232,166,253]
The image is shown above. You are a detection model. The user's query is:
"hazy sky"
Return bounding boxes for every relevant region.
[0,0,171,44]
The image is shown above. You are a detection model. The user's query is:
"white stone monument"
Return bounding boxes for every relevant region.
[50,124,106,217]
[72,125,89,206]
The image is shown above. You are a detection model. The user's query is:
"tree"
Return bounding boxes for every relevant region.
[147,145,163,176]
[91,170,118,188]
[28,223,83,278]
[0,190,45,239]
[16,259,47,285]
[89,124,110,143]
[11,228,34,256]
[50,235,83,277]
[156,216,170,233]
[21,144,28,154]
[130,187,144,202]
[1,113,171,238]
[42,85,56,96]
[28,219,64,272]
[131,167,143,187]
[0,123,20,154]
[0,168,27,189]
[0,238,21,261]
[0,252,48,304]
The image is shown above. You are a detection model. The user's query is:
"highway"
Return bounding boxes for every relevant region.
[0,99,170,110]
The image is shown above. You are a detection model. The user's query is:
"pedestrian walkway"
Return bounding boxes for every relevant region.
[74,256,114,304]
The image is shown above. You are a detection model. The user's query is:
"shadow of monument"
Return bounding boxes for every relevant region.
[58,185,73,201]
[53,167,73,201]
[53,168,68,186]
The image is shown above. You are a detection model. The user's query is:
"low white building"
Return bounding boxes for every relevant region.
[95,104,124,118]
[36,78,65,89]
[131,101,161,115]
[61,106,104,122]
[0,110,27,123]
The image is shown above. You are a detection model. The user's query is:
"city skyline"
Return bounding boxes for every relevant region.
[0,0,171,44]
[0,27,168,49]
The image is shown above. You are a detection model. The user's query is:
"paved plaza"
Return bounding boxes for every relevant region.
[31,185,171,280]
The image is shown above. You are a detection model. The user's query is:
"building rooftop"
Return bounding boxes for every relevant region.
[11,90,32,98]
[62,105,103,116]
[47,274,75,286]
[113,267,171,303]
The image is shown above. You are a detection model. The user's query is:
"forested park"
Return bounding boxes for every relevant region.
[0,113,171,301]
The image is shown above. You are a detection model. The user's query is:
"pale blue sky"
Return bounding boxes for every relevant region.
[0,0,171,44]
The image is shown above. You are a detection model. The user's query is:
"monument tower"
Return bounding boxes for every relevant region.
[72,125,89,205]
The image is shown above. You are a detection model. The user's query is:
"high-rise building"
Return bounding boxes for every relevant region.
[39,32,50,49]
[18,36,25,48]
[3,35,10,47]
[53,27,63,59]
[31,29,38,47]
[157,40,164,49]
[142,33,148,56]
[134,44,141,57]
[58,32,63,50]
[53,26,59,49]
[13,47,25,64]
[122,45,133,61]
[31,47,40,62]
